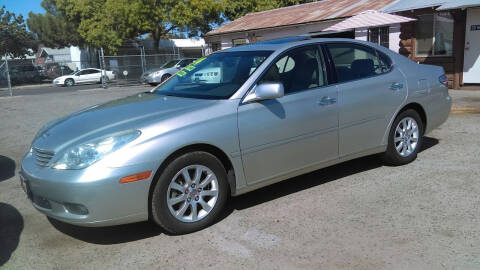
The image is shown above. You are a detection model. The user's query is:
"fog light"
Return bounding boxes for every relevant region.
[33,195,52,209]
[64,203,89,215]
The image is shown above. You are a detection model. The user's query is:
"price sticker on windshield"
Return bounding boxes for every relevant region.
[177,57,206,77]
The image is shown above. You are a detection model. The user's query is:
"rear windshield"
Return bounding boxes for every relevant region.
[153,51,272,99]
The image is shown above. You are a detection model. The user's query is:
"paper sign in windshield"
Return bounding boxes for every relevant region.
[177,57,206,77]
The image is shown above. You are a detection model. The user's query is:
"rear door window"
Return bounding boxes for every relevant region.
[326,43,392,83]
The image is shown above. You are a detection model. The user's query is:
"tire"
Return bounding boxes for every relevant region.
[381,109,424,166]
[160,74,171,83]
[151,151,229,234]
[100,76,109,84]
[64,78,74,87]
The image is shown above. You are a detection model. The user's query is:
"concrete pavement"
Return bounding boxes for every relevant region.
[0,87,480,269]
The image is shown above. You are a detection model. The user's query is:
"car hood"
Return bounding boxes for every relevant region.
[53,75,71,81]
[144,67,179,75]
[32,93,217,152]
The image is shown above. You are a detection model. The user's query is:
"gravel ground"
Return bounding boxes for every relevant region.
[1,88,480,270]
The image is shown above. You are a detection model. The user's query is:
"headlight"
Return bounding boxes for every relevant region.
[152,71,162,77]
[52,130,141,170]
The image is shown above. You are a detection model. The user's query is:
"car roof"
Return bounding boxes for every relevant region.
[220,37,384,53]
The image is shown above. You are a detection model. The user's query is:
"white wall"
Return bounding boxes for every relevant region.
[389,24,401,53]
[70,46,82,70]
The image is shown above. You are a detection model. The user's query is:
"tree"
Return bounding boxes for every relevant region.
[222,0,317,21]
[53,0,224,53]
[27,0,83,48]
[0,6,36,57]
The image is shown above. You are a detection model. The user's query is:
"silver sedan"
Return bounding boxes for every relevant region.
[20,37,451,234]
[141,58,196,86]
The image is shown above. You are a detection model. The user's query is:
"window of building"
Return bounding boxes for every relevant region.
[326,43,392,83]
[368,27,389,48]
[416,12,454,57]
[232,38,248,47]
[211,42,221,52]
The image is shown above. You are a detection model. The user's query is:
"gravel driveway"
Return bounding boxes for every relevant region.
[1,88,480,269]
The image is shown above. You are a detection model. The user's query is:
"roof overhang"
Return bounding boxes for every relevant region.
[323,10,416,32]
[437,0,480,10]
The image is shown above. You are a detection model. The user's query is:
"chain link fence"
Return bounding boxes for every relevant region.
[101,47,180,87]
[1,43,205,95]
[0,50,100,95]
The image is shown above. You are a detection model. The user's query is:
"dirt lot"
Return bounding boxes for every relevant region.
[1,88,480,269]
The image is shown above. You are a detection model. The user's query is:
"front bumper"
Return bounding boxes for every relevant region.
[144,73,162,84]
[20,153,156,227]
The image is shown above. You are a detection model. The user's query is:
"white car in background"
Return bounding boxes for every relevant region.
[53,68,115,87]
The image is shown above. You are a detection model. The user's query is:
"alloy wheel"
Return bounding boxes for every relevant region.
[394,117,419,157]
[166,165,219,223]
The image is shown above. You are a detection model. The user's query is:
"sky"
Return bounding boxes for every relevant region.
[0,0,44,19]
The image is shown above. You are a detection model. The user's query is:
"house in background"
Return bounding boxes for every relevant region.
[36,46,97,71]
[383,0,480,88]
[204,0,401,53]
[205,0,480,89]
[141,38,206,58]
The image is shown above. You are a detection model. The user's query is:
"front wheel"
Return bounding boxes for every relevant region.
[160,74,171,83]
[151,151,229,234]
[64,78,74,87]
[382,109,424,165]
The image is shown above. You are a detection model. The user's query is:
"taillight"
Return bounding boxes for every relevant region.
[439,74,448,86]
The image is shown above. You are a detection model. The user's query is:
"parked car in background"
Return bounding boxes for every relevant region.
[21,37,451,234]
[53,68,115,86]
[141,58,196,86]
[9,65,45,85]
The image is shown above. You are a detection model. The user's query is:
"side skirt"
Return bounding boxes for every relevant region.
[233,145,386,196]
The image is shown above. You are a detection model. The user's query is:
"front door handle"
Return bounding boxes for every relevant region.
[318,96,337,106]
[390,82,404,90]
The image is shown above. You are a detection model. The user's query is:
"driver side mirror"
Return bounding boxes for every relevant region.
[75,73,80,76]
[243,82,284,103]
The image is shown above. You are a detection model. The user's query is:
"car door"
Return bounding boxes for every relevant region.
[238,45,339,185]
[86,69,101,83]
[74,70,89,83]
[325,42,407,157]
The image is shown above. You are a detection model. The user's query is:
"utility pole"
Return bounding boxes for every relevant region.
[4,53,12,96]
[99,48,108,89]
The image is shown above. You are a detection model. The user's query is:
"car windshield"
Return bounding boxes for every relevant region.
[161,60,179,68]
[153,51,272,99]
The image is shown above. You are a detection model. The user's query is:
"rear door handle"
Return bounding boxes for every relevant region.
[318,97,337,106]
[390,82,404,90]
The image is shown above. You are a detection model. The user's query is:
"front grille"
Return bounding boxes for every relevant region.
[33,147,55,167]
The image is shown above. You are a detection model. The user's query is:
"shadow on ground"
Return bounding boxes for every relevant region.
[231,136,438,210]
[49,136,439,243]
[48,219,163,245]
[0,156,16,182]
[0,203,24,267]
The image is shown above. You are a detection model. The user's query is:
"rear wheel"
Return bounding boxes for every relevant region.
[151,151,229,234]
[64,78,74,87]
[382,109,423,165]
[100,76,109,84]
